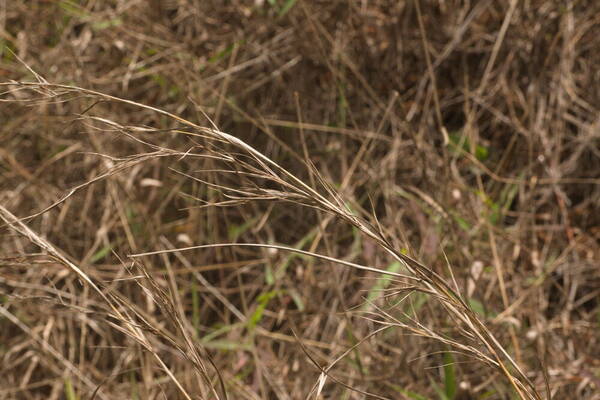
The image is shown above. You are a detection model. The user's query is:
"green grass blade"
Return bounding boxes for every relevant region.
[443,351,457,400]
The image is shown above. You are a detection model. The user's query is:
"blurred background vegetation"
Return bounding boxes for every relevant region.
[1,1,599,399]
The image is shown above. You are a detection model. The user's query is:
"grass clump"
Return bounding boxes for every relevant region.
[1,1,600,399]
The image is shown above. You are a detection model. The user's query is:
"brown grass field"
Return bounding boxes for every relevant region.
[1,1,599,399]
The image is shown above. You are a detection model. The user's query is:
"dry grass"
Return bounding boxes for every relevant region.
[1,1,599,399]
